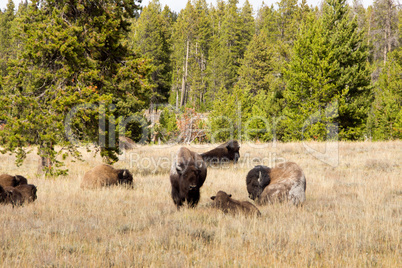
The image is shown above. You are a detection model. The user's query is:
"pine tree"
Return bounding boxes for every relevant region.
[205,0,254,104]
[0,0,152,174]
[0,0,16,77]
[368,31,402,139]
[284,0,372,141]
[256,3,279,41]
[186,0,212,110]
[277,0,299,43]
[170,1,195,108]
[129,0,172,106]
[237,32,275,94]
[371,0,399,65]
[237,31,285,141]
[208,86,251,142]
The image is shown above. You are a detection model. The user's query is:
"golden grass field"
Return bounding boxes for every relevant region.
[0,141,401,267]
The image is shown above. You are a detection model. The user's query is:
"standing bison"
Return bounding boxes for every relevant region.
[170,147,207,209]
[210,190,261,217]
[0,174,28,187]
[80,164,133,189]
[201,140,240,164]
[0,174,37,206]
[246,162,306,206]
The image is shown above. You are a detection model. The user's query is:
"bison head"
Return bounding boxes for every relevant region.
[175,161,204,191]
[246,165,271,200]
[226,140,240,163]
[211,190,231,205]
[118,169,133,185]
[27,184,37,202]
[14,175,28,186]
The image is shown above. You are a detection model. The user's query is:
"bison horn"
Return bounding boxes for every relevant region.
[122,170,127,176]
[196,161,203,170]
[258,171,262,184]
[175,164,183,174]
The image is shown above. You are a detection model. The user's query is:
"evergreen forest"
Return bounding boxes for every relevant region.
[0,0,401,173]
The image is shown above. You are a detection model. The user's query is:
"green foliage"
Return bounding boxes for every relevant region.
[205,0,254,104]
[170,0,212,109]
[284,0,372,141]
[0,0,400,167]
[158,106,179,142]
[129,0,173,104]
[0,0,152,174]
[368,48,402,140]
[0,0,16,77]
[237,32,276,94]
[208,86,252,142]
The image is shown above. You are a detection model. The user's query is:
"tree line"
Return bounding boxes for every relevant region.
[0,0,400,174]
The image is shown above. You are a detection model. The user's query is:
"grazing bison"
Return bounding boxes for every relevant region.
[170,147,207,209]
[14,184,37,203]
[0,185,9,204]
[0,185,24,206]
[246,162,306,206]
[80,164,133,189]
[0,174,28,187]
[201,140,240,164]
[210,191,261,217]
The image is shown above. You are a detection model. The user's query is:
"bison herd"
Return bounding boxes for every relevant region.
[1,140,307,217]
[0,174,37,206]
[169,140,307,216]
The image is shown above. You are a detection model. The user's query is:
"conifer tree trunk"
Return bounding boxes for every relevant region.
[38,143,53,174]
[181,39,190,107]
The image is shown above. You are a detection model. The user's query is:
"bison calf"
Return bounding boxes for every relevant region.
[0,174,28,187]
[201,140,240,164]
[246,162,306,206]
[170,147,207,209]
[80,164,133,189]
[210,191,261,217]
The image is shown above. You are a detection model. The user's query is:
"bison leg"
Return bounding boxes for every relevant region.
[186,189,200,208]
[171,186,185,210]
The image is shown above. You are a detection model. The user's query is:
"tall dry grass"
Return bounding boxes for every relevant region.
[0,141,401,267]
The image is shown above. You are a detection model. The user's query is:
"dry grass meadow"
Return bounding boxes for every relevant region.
[0,141,401,267]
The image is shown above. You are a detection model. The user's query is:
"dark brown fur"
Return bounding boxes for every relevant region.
[246,162,307,206]
[0,174,28,187]
[1,186,24,206]
[80,164,133,189]
[170,147,207,209]
[210,191,261,217]
[201,140,240,164]
[0,185,10,204]
[14,184,37,203]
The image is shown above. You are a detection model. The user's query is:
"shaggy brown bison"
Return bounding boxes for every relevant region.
[13,184,37,203]
[0,174,28,187]
[0,185,24,206]
[80,164,133,189]
[210,191,261,217]
[0,184,37,206]
[0,185,10,204]
[170,147,207,209]
[201,140,240,164]
[246,162,306,206]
